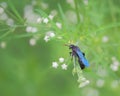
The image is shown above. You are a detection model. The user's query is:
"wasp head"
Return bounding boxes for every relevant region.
[65,44,77,50]
[69,44,76,49]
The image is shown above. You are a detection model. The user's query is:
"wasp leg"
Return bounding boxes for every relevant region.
[69,52,73,60]
[69,52,72,56]
[82,52,85,56]
[73,56,77,68]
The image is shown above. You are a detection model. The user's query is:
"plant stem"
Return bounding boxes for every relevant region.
[74,0,80,23]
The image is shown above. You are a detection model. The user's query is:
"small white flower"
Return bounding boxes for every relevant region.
[48,14,54,20]
[44,36,50,42]
[31,27,38,33]
[49,31,55,37]
[29,38,36,46]
[79,82,86,88]
[81,77,86,81]
[102,36,109,43]
[44,31,55,42]
[0,7,4,14]
[26,26,32,32]
[6,18,14,26]
[0,41,6,48]
[59,57,64,63]
[83,0,88,5]
[26,26,38,33]
[56,22,62,29]
[113,61,119,66]
[52,62,58,68]
[85,80,90,84]
[37,17,42,23]
[77,76,86,82]
[79,80,90,88]
[43,18,49,24]
[57,36,62,39]
[0,13,8,20]
[110,64,118,71]
[61,64,67,70]
[0,2,7,8]
[96,79,105,88]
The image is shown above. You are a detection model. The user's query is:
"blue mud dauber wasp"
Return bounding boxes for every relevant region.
[66,44,90,70]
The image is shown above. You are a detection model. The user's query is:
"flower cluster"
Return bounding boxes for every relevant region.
[73,67,90,88]
[24,2,63,43]
[44,31,55,42]
[36,10,62,43]
[71,56,90,88]
[26,26,38,33]
[0,2,14,26]
[25,26,39,46]
[36,10,57,24]
[52,57,68,70]
[56,22,62,29]
[78,76,90,88]
[24,7,59,44]
[110,57,120,71]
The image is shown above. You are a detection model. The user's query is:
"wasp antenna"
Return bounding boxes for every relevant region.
[64,44,69,46]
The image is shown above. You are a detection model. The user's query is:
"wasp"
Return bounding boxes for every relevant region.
[66,44,90,69]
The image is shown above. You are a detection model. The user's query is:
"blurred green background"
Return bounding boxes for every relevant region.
[0,0,120,96]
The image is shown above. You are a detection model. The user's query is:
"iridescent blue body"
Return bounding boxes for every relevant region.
[69,44,90,69]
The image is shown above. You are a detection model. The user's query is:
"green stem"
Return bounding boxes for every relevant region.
[74,0,80,23]
[73,56,76,68]
[0,30,12,40]
[108,0,118,32]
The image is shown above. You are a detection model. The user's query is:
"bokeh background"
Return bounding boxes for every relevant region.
[0,0,120,96]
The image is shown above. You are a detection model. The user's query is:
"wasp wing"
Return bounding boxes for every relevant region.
[76,49,90,67]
